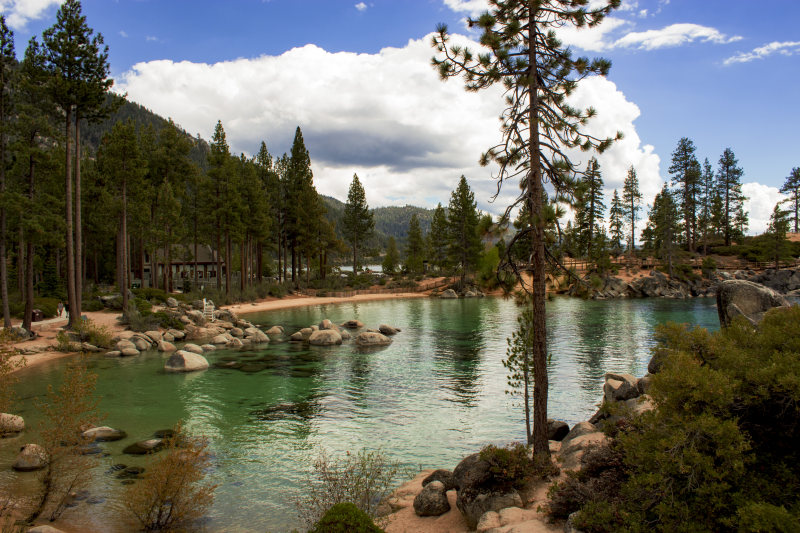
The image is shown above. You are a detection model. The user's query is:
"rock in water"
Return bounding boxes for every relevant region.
[12,443,48,471]
[378,324,400,335]
[82,426,127,442]
[123,438,164,455]
[308,329,343,346]
[164,350,209,373]
[354,331,392,346]
[341,319,364,329]
[716,279,789,327]
[0,413,24,436]
[182,343,204,354]
[413,480,450,516]
[440,289,458,299]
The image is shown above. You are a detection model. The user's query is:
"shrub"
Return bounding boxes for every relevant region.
[132,287,169,303]
[479,443,558,493]
[308,502,384,533]
[122,422,216,532]
[295,448,405,529]
[72,318,113,349]
[150,311,184,331]
[27,357,100,523]
[54,331,79,353]
[81,299,105,312]
[121,303,160,333]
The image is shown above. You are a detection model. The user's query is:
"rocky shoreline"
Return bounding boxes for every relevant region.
[564,266,800,300]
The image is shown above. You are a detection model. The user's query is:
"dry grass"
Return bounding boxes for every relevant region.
[121,422,216,532]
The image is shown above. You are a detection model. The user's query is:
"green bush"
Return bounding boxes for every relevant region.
[82,299,105,312]
[479,443,557,492]
[558,307,800,531]
[150,311,184,331]
[72,318,113,348]
[8,297,59,319]
[308,503,383,533]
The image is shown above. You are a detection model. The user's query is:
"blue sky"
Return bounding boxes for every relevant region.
[4,0,799,233]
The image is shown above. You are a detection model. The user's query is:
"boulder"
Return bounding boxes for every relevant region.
[456,488,522,529]
[716,279,789,327]
[28,526,67,533]
[104,350,122,358]
[440,289,458,299]
[340,329,351,341]
[81,343,102,352]
[603,372,639,402]
[464,290,477,298]
[230,327,244,338]
[319,319,335,330]
[452,453,492,491]
[165,297,179,308]
[162,332,175,342]
[186,310,206,325]
[561,422,597,448]
[559,431,609,471]
[547,419,570,441]
[309,329,343,346]
[477,511,501,533]
[228,337,243,348]
[123,438,164,455]
[355,331,392,346]
[0,413,25,436]
[637,374,653,395]
[12,443,48,471]
[120,348,140,357]
[299,327,314,340]
[289,331,305,342]
[565,511,587,533]
[341,319,364,329]
[157,340,177,353]
[378,324,400,335]
[245,328,269,343]
[413,480,450,517]
[144,330,162,343]
[265,325,285,336]
[132,337,152,351]
[422,469,455,491]
[115,339,136,351]
[82,426,127,442]
[182,343,204,354]
[201,344,216,352]
[211,334,229,345]
[623,395,654,417]
[168,329,185,340]
[164,350,209,373]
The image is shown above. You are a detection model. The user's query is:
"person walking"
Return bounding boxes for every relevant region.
[57,301,64,317]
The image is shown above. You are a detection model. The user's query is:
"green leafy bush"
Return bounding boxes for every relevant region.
[479,443,557,492]
[72,319,113,348]
[81,299,105,312]
[9,297,59,319]
[132,287,169,303]
[554,307,800,531]
[307,502,383,533]
[151,311,184,331]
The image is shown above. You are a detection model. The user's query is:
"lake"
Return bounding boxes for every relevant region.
[1,296,720,531]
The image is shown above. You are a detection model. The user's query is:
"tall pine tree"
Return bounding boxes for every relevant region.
[609,189,624,254]
[668,137,701,251]
[428,203,448,269]
[622,165,641,255]
[717,147,747,246]
[446,176,481,288]
[780,167,800,233]
[0,16,13,328]
[342,173,374,273]
[405,213,425,274]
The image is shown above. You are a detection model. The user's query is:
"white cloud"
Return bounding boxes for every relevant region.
[442,0,487,17]
[354,2,367,12]
[557,17,630,52]
[742,183,785,235]
[0,0,61,28]
[145,35,159,42]
[119,30,128,38]
[116,34,655,219]
[724,40,800,65]
[612,23,741,50]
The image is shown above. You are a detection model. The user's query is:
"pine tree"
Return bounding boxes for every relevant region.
[717,147,747,246]
[622,165,641,255]
[433,0,621,456]
[428,203,448,269]
[767,203,790,268]
[697,158,715,253]
[668,137,701,251]
[446,176,481,288]
[780,167,800,233]
[342,173,374,273]
[0,16,13,328]
[644,184,680,276]
[207,121,231,291]
[96,120,145,313]
[382,237,399,275]
[574,157,605,258]
[42,0,113,324]
[285,126,314,282]
[405,213,425,274]
[609,189,624,255]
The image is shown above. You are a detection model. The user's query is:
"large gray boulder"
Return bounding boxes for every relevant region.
[164,350,209,373]
[716,279,789,327]
[265,325,285,336]
[413,480,450,517]
[182,343,204,354]
[0,413,24,436]
[440,289,458,299]
[308,329,343,346]
[123,438,164,455]
[603,372,639,402]
[157,340,177,353]
[422,469,455,491]
[547,419,570,441]
[341,319,364,329]
[144,330,162,343]
[13,443,48,471]
[354,331,392,346]
[456,489,522,529]
[378,324,400,335]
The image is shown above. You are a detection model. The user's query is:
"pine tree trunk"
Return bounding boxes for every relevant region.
[116,223,123,292]
[122,180,129,312]
[22,154,37,332]
[216,230,222,290]
[74,116,83,317]
[528,9,549,458]
[291,240,296,282]
[166,228,173,293]
[225,230,231,295]
[240,240,245,292]
[64,107,77,328]
[17,229,24,295]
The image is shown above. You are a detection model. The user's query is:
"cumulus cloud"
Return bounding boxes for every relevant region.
[117,34,658,218]
[724,40,800,66]
[0,0,61,28]
[743,183,785,235]
[354,2,367,12]
[613,23,741,50]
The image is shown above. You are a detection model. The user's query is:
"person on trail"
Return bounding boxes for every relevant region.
[57,301,64,317]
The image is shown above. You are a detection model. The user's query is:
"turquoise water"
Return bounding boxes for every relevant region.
[1,296,719,531]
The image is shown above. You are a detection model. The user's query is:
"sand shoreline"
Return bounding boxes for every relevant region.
[9,291,430,373]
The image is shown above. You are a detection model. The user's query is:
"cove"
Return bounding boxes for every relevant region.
[2,296,719,532]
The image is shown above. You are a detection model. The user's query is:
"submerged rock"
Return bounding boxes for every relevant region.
[82,426,127,442]
[378,324,400,335]
[341,319,364,329]
[355,331,392,346]
[0,413,24,437]
[308,329,343,346]
[123,438,164,455]
[13,443,48,471]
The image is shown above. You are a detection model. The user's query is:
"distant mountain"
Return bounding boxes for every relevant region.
[321,196,436,250]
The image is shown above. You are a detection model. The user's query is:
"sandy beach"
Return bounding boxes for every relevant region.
[8,292,430,373]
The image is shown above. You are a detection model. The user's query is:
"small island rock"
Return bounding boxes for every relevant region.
[355,331,392,346]
[13,443,48,472]
[309,329,343,346]
[164,350,209,373]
